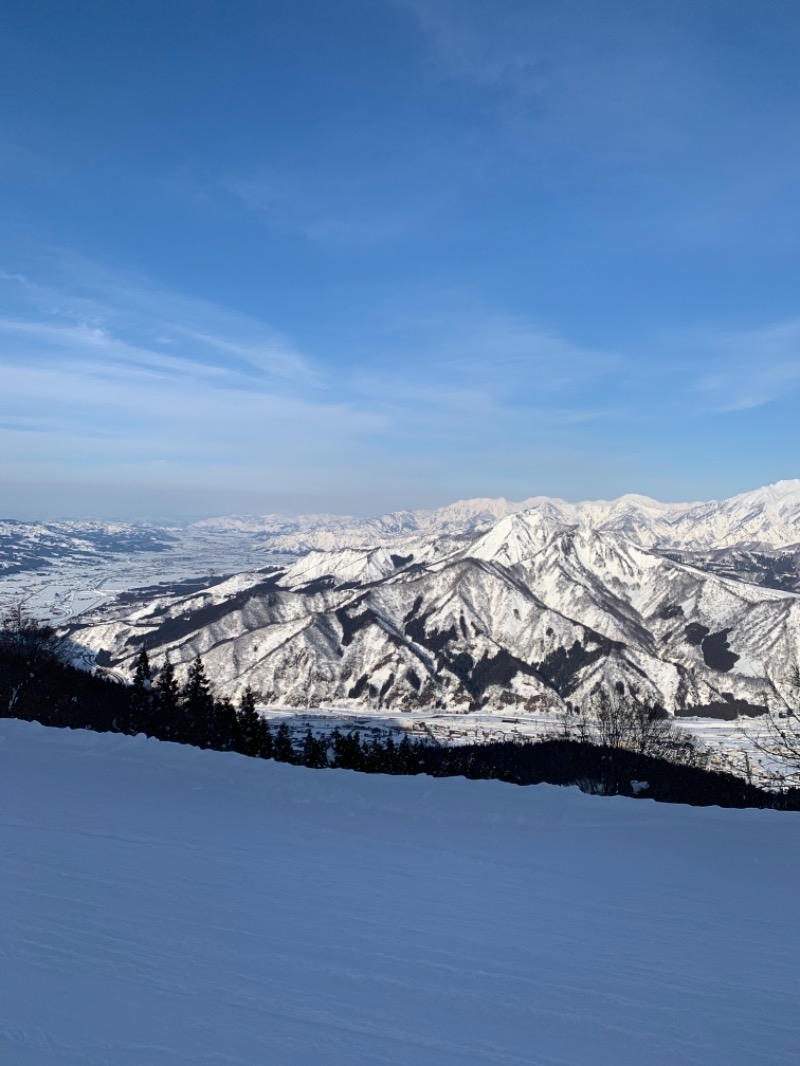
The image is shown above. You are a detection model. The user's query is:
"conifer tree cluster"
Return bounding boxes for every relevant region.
[70,647,421,773]
[124,648,429,773]
[124,648,277,756]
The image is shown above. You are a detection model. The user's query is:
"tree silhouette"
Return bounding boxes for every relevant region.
[258,719,274,760]
[273,721,295,762]
[301,727,328,768]
[130,647,153,729]
[157,658,180,737]
[182,655,214,745]
[237,687,262,756]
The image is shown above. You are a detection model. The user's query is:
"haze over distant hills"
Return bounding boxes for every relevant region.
[189,478,800,553]
[28,478,797,720]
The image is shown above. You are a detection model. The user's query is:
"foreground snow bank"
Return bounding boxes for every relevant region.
[1,722,797,1066]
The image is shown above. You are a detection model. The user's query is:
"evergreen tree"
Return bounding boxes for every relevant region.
[384,734,396,772]
[130,647,153,731]
[301,726,316,767]
[328,727,343,767]
[182,655,214,745]
[273,721,295,763]
[328,728,341,761]
[366,734,387,773]
[258,719,274,760]
[330,729,364,770]
[397,734,414,774]
[301,727,328,768]
[157,658,180,738]
[347,730,364,770]
[237,687,262,756]
[212,697,240,751]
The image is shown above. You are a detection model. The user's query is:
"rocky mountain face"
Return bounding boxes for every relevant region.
[66,480,800,719]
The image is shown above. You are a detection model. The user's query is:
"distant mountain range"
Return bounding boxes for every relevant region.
[190,479,800,554]
[190,496,542,553]
[57,479,800,719]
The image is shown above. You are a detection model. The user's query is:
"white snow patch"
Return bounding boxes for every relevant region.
[1,720,797,1066]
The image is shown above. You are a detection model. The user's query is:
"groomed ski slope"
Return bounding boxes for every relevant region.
[1,722,798,1066]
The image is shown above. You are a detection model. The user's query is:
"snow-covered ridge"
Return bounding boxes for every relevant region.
[187,479,800,554]
[4,479,800,564]
[188,496,547,552]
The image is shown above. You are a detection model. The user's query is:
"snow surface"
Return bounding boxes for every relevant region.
[1,720,798,1065]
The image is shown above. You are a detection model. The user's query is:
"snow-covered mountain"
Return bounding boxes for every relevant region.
[189,496,547,553]
[568,479,800,551]
[4,479,800,574]
[67,480,800,719]
[184,479,800,556]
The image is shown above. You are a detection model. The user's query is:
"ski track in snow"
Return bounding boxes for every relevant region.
[1,720,798,1065]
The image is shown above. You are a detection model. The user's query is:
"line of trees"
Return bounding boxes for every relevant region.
[560,685,709,776]
[752,666,800,787]
[1,604,798,809]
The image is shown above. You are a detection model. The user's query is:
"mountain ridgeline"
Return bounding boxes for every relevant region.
[61,480,800,719]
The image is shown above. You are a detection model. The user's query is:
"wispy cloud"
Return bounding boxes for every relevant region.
[348,297,622,428]
[0,254,633,512]
[393,0,710,161]
[217,170,421,250]
[0,258,384,498]
[19,249,790,519]
[691,320,800,411]
[1,257,318,386]
[391,0,800,240]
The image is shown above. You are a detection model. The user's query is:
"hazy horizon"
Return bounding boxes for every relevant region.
[4,474,799,526]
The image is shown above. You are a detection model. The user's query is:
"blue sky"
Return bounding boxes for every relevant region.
[2,0,800,519]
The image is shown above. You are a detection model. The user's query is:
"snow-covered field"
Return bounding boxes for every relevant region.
[1,720,797,1065]
[0,529,277,622]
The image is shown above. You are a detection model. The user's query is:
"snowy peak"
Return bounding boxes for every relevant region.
[498,480,800,552]
[468,507,570,567]
[732,477,800,501]
[279,545,402,589]
[666,480,800,550]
